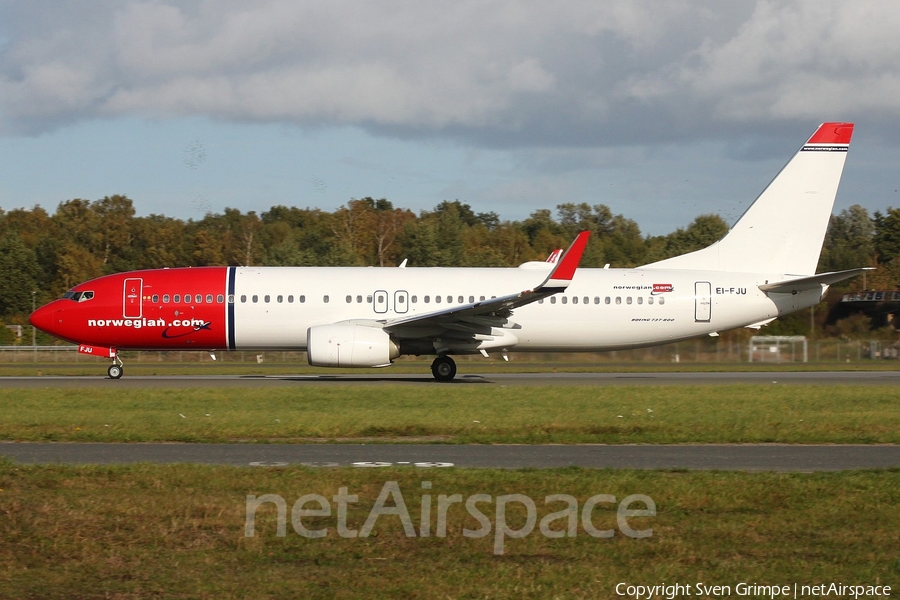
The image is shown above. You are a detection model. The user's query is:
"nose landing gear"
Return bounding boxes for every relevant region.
[430,355,457,382]
[107,350,124,379]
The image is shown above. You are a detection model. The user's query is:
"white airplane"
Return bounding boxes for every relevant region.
[30,122,866,380]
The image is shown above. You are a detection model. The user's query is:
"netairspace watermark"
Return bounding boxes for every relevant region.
[244,480,655,555]
[615,582,891,599]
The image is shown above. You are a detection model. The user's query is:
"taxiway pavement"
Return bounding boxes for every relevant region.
[2,442,898,471]
[0,370,898,388]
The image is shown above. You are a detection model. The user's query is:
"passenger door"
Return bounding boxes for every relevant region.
[694,281,711,322]
[123,278,143,319]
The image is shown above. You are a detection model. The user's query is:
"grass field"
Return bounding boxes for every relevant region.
[1,384,899,444]
[1,462,897,599]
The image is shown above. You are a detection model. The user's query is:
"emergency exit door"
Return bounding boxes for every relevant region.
[394,290,409,314]
[373,290,388,314]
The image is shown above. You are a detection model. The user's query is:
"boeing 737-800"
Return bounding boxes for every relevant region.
[30,122,867,381]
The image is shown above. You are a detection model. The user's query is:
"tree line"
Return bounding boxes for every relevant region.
[1,195,899,339]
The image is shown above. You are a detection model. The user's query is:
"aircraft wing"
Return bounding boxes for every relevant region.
[758,268,873,294]
[381,231,589,349]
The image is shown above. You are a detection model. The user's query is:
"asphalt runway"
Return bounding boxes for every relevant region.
[2,442,899,471]
[0,370,899,387]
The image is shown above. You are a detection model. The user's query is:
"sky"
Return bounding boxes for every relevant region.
[1,1,900,235]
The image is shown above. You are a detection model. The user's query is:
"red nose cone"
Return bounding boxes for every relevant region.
[29,303,57,335]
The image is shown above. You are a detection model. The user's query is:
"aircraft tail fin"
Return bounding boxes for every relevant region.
[640,122,854,275]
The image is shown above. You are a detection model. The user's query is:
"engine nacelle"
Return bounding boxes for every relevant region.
[307,324,400,367]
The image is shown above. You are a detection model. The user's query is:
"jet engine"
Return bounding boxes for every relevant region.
[306,324,400,367]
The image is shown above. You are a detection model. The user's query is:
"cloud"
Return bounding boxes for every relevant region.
[625,1,900,122]
[2,0,900,148]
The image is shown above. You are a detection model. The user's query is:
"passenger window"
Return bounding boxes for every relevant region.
[226,295,233,304]
[480,296,486,301]
[648,297,654,305]
[184,293,190,302]
[637,297,643,305]
[174,294,181,303]
[323,295,329,303]
[288,295,294,303]
[346,295,352,303]
[594,297,600,304]
[605,297,611,304]
[163,294,170,303]
[572,297,578,304]
[436,296,441,303]
[397,296,405,304]
[411,295,417,303]
[152,294,159,303]
[659,297,665,305]
[468,296,474,303]
[357,295,362,303]
[277,295,283,303]
[550,297,556,304]
[241,295,247,303]
[447,296,452,303]
[458,296,464,303]
[615,297,621,304]
[424,296,430,304]
[252,295,258,303]
[626,297,632,305]
[206,294,213,303]
[538,299,544,304]
[299,295,306,303]
[367,295,373,303]
[562,296,568,304]
[264,295,270,303]
[584,297,589,304]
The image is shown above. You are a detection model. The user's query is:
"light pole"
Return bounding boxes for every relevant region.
[31,292,36,348]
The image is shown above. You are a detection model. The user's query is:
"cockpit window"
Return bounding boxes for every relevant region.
[63,291,94,302]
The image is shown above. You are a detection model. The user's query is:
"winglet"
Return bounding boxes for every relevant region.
[539,231,590,289]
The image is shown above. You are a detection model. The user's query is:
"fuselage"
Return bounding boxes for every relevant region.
[29,265,823,354]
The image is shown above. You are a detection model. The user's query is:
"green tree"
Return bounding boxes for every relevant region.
[820,205,875,272]
[873,207,900,263]
[0,234,41,318]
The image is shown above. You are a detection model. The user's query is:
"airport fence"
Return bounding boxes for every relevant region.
[0,339,897,364]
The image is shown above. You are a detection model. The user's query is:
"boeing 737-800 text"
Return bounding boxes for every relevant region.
[30,122,867,380]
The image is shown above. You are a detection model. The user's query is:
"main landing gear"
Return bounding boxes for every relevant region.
[431,355,457,382]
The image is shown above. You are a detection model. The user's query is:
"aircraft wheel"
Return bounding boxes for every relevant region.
[108,364,124,379]
[431,356,457,382]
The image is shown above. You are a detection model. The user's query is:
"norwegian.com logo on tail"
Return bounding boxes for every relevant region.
[651,284,674,295]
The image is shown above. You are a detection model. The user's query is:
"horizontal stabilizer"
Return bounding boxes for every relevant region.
[744,318,776,330]
[758,268,872,294]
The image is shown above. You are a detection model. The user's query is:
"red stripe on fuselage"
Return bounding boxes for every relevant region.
[32,267,229,350]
